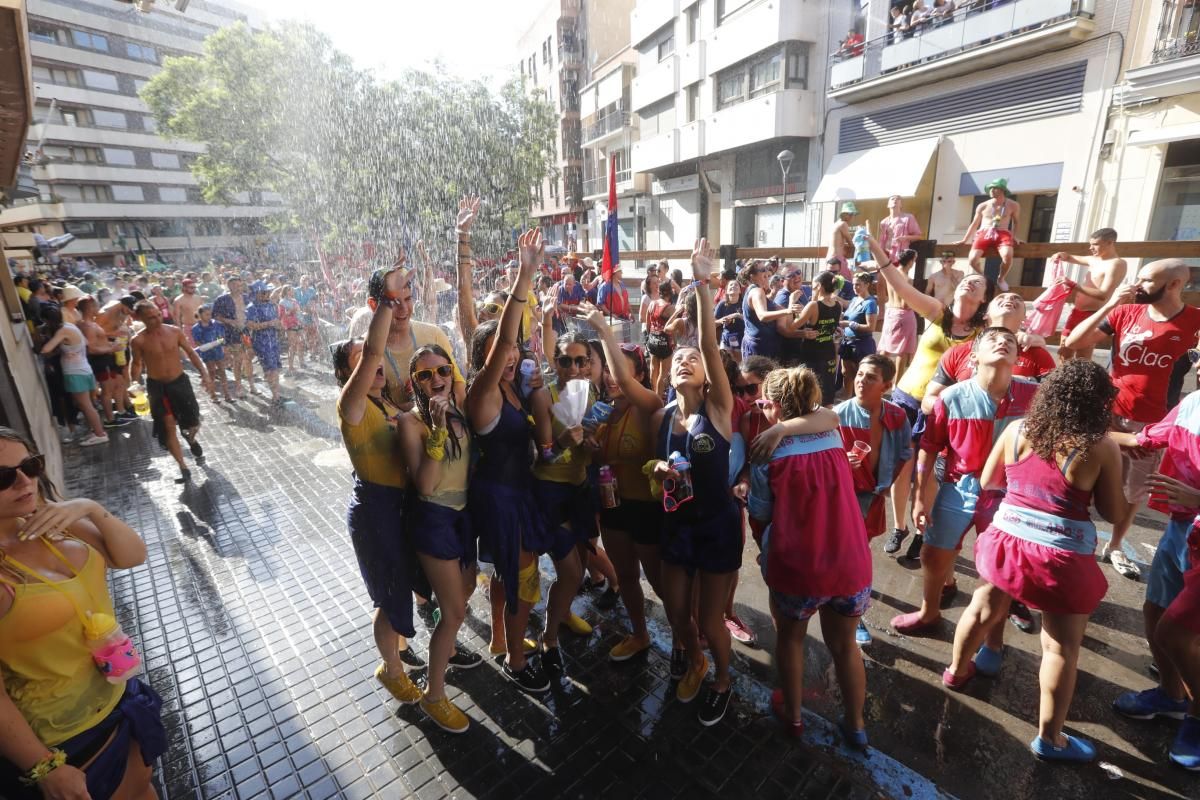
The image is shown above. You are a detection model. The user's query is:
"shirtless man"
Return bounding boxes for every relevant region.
[927,253,964,310]
[826,201,859,285]
[77,297,126,428]
[97,299,134,418]
[958,178,1022,290]
[130,301,212,482]
[1054,227,1127,362]
[172,278,205,345]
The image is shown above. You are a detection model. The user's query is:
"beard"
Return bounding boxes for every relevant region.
[1134,285,1166,304]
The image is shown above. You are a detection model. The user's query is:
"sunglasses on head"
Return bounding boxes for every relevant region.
[413,364,454,383]
[556,355,591,370]
[0,454,45,492]
[734,382,761,397]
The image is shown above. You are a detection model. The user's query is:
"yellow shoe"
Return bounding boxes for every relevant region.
[420,694,470,734]
[375,664,421,705]
[564,613,593,636]
[489,638,539,656]
[609,635,651,662]
[676,656,708,704]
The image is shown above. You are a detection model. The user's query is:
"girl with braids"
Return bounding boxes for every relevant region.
[332,261,422,710]
[465,229,550,695]
[648,239,741,726]
[944,360,1127,763]
[398,344,478,733]
[0,427,165,800]
[863,238,995,558]
[748,368,871,747]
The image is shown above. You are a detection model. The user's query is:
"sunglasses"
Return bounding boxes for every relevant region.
[734,382,762,397]
[481,302,502,315]
[0,455,45,492]
[556,355,591,370]
[413,364,454,383]
[661,479,694,513]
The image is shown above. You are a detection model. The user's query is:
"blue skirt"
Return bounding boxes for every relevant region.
[409,498,476,568]
[532,478,596,561]
[662,499,743,575]
[347,478,415,637]
[470,476,544,608]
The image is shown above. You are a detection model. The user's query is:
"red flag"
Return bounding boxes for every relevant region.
[601,155,618,283]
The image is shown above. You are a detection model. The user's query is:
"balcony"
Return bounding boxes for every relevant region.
[632,130,679,173]
[706,0,807,75]
[678,120,704,162]
[33,163,196,185]
[0,200,276,227]
[1123,8,1200,103]
[582,169,634,201]
[705,89,817,155]
[9,164,39,200]
[559,42,583,68]
[828,0,1096,103]
[583,106,632,147]
[631,55,677,111]
[631,0,680,47]
[27,123,205,153]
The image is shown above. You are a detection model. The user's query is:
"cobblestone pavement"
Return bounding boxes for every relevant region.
[64,366,945,800]
[61,364,1200,800]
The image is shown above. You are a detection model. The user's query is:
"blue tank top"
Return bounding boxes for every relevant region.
[474,398,534,487]
[658,401,737,521]
[742,287,780,356]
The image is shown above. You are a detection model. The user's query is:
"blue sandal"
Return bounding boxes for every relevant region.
[1030,733,1096,763]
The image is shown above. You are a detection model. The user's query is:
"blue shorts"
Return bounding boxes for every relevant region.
[662,500,743,575]
[1147,516,1191,609]
[531,478,595,561]
[925,474,1001,551]
[409,498,476,568]
[772,584,872,622]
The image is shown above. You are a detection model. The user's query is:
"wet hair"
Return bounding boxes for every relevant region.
[0,426,61,502]
[408,344,464,461]
[763,366,823,418]
[331,338,361,387]
[77,296,98,316]
[943,275,996,337]
[40,303,64,337]
[858,353,896,383]
[659,280,677,304]
[1090,227,1118,243]
[133,300,157,318]
[469,319,500,375]
[1023,360,1116,463]
[971,325,1017,352]
[814,271,837,296]
[897,249,918,268]
[739,355,777,381]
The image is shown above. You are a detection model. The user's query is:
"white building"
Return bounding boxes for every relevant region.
[818,0,1125,286]
[628,0,824,252]
[0,0,282,269]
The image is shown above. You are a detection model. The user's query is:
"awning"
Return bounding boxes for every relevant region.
[811,137,940,203]
[1128,122,1200,147]
[959,162,1063,195]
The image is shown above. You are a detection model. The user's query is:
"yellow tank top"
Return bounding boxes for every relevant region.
[598,404,654,502]
[896,312,979,400]
[532,383,591,485]
[0,540,124,746]
[415,413,471,510]
[338,396,407,488]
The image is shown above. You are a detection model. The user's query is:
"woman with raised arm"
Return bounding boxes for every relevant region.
[863,240,994,557]
[464,229,550,696]
[648,239,742,726]
[0,427,164,800]
[784,271,843,404]
[452,195,482,344]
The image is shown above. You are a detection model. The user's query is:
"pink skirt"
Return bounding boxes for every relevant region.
[879,307,917,354]
[975,526,1108,615]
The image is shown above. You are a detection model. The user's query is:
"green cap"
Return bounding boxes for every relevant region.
[839,201,859,217]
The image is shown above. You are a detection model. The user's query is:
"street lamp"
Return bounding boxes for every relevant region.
[777,149,795,248]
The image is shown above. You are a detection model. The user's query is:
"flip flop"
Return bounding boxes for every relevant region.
[942,661,976,691]
[890,611,942,635]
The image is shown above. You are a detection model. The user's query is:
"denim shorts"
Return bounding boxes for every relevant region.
[925,474,1001,551]
[1147,516,1191,610]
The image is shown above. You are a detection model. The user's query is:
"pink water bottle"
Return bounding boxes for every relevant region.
[83,612,142,684]
[599,465,620,509]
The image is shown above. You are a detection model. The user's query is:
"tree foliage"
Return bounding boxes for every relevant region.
[141,22,558,259]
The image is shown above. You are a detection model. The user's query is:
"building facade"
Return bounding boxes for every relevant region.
[0,0,281,270]
[818,0,1124,286]
[627,0,824,252]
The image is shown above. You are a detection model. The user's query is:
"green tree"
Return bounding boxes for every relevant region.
[142,22,558,259]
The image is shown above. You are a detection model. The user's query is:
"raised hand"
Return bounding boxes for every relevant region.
[457,195,481,234]
[19,498,100,541]
[691,238,716,281]
[518,228,544,274]
[428,394,449,430]
[576,301,608,331]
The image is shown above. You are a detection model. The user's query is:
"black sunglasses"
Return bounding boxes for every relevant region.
[0,455,45,492]
[556,355,591,370]
[413,364,454,383]
[734,382,762,397]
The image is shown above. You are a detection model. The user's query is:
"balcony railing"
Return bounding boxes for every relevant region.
[582,169,633,198]
[829,0,1095,91]
[1153,34,1200,64]
[583,108,631,143]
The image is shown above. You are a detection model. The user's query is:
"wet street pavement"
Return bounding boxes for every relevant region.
[64,365,1197,800]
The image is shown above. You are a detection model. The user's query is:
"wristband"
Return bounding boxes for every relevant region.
[511,294,527,303]
[20,750,66,786]
[425,427,449,460]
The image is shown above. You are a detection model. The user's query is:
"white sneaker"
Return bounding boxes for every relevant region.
[1105,546,1141,579]
[79,433,109,447]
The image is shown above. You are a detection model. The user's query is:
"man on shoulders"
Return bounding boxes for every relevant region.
[1055,228,1127,362]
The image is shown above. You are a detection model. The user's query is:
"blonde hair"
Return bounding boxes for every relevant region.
[762,367,822,418]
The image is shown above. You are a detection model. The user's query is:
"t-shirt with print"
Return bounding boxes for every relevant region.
[1100,304,1200,423]
[933,341,1056,386]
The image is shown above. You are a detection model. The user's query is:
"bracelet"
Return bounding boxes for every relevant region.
[511,295,527,303]
[20,750,66,786]
[425,427,449,460]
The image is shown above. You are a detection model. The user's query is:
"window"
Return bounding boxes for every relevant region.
[126,42,157,63]
[60,185,112,202]
[102,148,136,166]
[194,218,222,236]
[686,83,700,122]
[786,43,809,89]
[158,187,187,203]
[658,29,676,61]
[142,115,158,132]
[150,152,180,169]
[70,147,103,163]
[59,108,82,127]
[82,70,119,91]
[110,185,144,202]
[714,43,805,109]
[63,221,98,237]
[748,52,781,97]
[687,4,701,43]
[32,66,80,86]
[543,37,551,64]
[91,110,128,129]
[30,25,58,45]
[638,97,676,137]
[717,0,756,22]
[71,30,108,52]
[717,70,747,109]
[134,79,148,93]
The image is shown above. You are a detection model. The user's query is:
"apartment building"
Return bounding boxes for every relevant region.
[1096,0,1200,274]
[517,0,586,250]
[819,0,1126,286]
[628,0,824,251]
[0,0,279,270]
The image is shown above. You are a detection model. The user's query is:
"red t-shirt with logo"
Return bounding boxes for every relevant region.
[933,341,1057,386]
[1101,304,1200,423]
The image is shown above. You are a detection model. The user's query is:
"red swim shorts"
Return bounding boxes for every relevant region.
[972,227,1015,251]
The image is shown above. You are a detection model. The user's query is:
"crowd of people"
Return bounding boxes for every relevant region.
[4,192,1200,797]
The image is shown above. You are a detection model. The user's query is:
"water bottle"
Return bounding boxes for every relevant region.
[82,611,142,684]
[519,358,538,397]
[598,465,620,509]
[667,450,694,505]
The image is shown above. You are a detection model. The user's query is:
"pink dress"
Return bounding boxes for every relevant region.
[975,435,1107,615]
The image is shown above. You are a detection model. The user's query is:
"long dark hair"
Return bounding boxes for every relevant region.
[939,269,995,337]
[469,319,500,376]
[408,344,464,461]
[330,337,402,409]
[0,426,61,503]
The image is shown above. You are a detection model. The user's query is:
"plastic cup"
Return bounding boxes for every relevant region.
[848,440,871,466]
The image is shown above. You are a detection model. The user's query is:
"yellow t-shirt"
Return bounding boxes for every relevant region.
[381,321,466,406]
[896,312,979,400]
[0,542,124,746]
[338,396,407,488]
[414,414,471,510]
[532,383,592,485]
